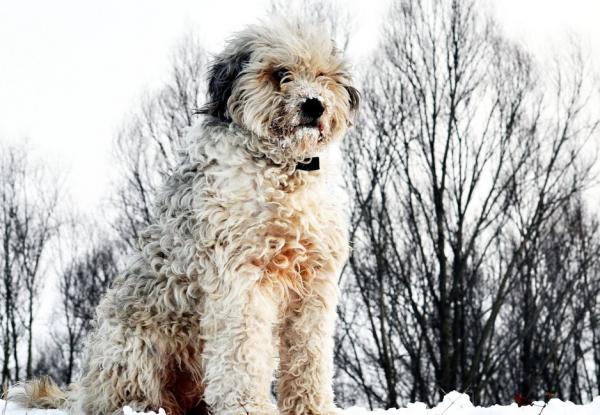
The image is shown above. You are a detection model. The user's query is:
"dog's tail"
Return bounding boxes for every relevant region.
[6,376,68,409]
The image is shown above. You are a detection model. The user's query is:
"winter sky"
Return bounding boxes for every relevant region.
[0,0,599,214]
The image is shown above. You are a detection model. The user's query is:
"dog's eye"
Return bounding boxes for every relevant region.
[273,68,291,84]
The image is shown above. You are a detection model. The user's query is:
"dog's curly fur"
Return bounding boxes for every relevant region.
[8,18,358,415]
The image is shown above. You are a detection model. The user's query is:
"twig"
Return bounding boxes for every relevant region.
[537,402,548,415]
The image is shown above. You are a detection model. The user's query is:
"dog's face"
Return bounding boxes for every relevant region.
[201,19,359,163]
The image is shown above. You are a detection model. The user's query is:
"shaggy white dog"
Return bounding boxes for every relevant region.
[9,18,358,415]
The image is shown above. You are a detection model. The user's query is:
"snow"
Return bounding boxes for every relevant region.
[2,392,600,414]
[346,392,600,414]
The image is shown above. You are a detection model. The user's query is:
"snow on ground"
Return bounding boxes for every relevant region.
[2,392,600,414]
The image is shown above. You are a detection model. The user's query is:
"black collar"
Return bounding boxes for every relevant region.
[295,157,320,171]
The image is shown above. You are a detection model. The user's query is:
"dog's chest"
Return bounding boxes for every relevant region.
[200,162,348,288]
[249,173,348,289]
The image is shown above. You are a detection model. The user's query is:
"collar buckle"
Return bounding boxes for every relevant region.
[295,157,320,171]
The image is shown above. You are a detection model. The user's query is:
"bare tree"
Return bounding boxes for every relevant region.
[336,0,600,407]
[0,145,22,385]
[0,142,61,384]
[497,197,600,403]
[31,218,120,386]
[59,235,119,384]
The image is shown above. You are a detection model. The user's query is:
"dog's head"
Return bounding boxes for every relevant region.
[200,18,359,163]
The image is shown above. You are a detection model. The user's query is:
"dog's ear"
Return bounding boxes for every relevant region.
[344,85,360,112]
[199,50,251,121]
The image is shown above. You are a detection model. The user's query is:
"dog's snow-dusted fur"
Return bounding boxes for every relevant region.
[8,18,358,415]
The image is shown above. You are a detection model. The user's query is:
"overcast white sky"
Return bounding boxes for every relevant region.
[0,0,599,214]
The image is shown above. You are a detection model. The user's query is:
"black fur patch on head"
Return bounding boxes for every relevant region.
[344,85,360,112]
[198,50,251,121]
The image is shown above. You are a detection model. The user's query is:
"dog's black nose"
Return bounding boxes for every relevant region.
[301,98,324,120]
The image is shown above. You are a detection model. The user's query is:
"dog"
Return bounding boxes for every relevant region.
[9,18,358,415]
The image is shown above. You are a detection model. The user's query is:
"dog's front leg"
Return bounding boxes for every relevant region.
[278,277,340,415]
[201,272,278,415]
